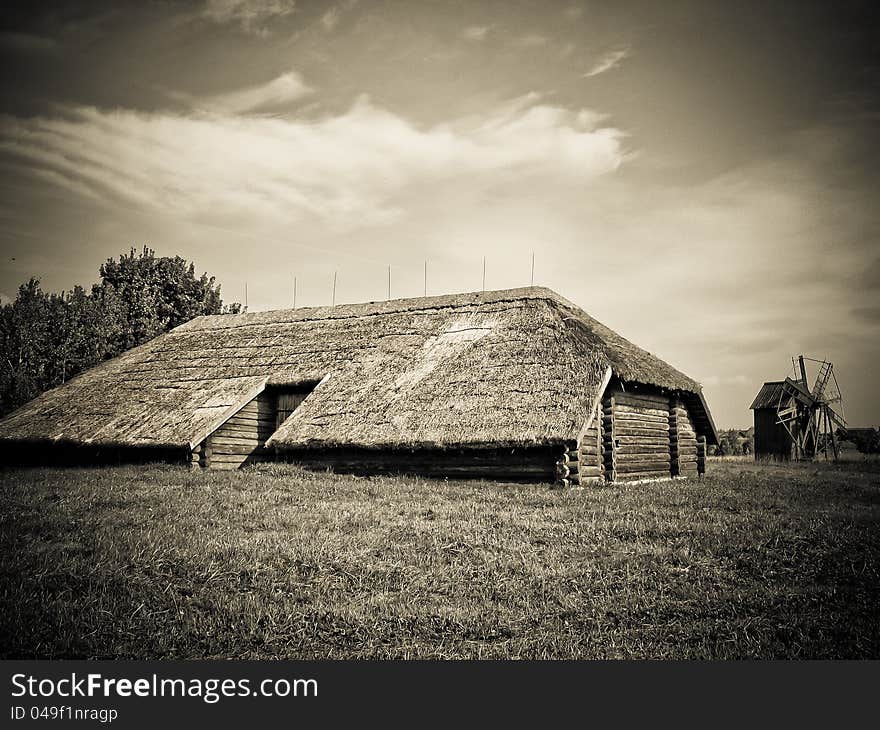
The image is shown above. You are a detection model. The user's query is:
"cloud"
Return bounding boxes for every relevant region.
[202,0,296,35]
[0,95,624,231]
[584,48,630,77]
[321,6,341,31]
[186,71,314,114]
[462,25,491,41]
[517,34,548,47]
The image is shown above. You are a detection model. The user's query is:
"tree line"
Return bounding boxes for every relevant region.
[0,247,240,417]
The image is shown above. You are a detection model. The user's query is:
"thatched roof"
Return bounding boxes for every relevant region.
[0,287,717,451]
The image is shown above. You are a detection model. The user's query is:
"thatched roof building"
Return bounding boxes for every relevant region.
[0,287,717,483]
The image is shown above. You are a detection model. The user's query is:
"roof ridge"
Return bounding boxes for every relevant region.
[176,286,565,333]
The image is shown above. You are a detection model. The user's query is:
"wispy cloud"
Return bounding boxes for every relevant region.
[202,0,296,36]
[462,25,491,41]
[517,34,548,47]
[0,95,624,231]
[320,7,341,31]
[584,48,630,77]
[183,71,314,114]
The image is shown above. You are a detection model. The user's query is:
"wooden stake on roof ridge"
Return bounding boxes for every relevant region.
[332,271,337,306]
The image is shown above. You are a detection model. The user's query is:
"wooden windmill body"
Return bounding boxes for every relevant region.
[774,355,846,460]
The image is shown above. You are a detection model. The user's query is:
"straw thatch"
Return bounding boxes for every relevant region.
[0,287,717,453]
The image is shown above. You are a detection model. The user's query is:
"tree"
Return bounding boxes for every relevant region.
[0,249,239,416]
[98,247,228,350]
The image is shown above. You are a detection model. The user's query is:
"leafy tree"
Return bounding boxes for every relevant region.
[98,247,227,350]
[0,249,239,416]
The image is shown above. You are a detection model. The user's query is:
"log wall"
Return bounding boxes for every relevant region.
[603,390,672,482]
[279,446,559,482]
[196,392,276,470]
[669,398,698,477]
[577,401,603,486]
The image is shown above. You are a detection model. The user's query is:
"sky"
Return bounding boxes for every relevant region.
[0,0,878,428]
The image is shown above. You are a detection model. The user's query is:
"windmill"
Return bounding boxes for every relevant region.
[775,355,846,460]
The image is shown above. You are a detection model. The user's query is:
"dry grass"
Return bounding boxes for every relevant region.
[1,458,878,659]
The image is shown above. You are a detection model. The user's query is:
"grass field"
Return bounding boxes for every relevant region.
[1,458,878,659]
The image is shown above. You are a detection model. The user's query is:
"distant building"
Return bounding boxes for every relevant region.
[749,381,805,459]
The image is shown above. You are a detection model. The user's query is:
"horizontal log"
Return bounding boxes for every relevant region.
[291,464,556,479]
[616,454,671,464]
[212,444,267,456]
[617,472,670,482]
[614,431,670,441]
[615,455,671,465]
[212,429,267,439]
[613,437,670,447]
[615,443,670,453]
[230,415,273,427]
[208,456,249,466]
[613,405,671,418]
[610,392,671,408]
[605,418,670,430]
[209,438,265,449]
[615,463,671,475]
[226,409,275,419]
[215,429,274,442]
[217,420,275,432]
[607,410,669,421]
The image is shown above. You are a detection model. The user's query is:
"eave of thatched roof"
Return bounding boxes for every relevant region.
[0,286,718,450]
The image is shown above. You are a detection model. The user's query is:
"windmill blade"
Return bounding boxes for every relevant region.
[812,360,833,401]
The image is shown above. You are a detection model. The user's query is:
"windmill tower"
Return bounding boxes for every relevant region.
[773,355,846,460]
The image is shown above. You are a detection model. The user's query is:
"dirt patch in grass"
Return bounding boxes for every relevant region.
[1,459,878,658]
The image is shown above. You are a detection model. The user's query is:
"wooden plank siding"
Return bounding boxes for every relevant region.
[196,392,276,470]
